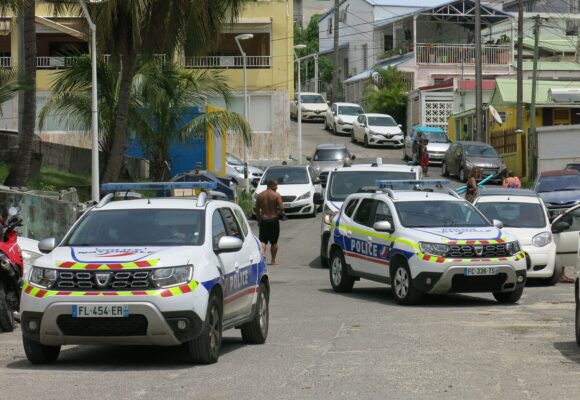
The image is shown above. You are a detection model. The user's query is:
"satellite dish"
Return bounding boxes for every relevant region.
[489,105,503,125]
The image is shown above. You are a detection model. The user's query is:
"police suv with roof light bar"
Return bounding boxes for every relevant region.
[327,180,526,304]
[20,182,269,364]
[318,163,423,267]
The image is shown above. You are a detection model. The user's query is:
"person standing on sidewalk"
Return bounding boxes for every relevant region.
[256,179,285,265]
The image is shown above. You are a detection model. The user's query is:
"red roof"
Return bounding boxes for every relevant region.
[417,79,454,91]
[458,80,495,91]
[540,169,580,176]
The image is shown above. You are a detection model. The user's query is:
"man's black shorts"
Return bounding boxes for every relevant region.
[259,218,280,245]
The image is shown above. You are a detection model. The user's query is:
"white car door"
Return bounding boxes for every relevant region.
[369,200,395,278]
[552,204,580,268]
[347,198,381,275]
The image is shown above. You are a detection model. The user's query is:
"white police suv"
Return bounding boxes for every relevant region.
[20,182,269,364]
[319,163,423,267]
[327,181,526,305]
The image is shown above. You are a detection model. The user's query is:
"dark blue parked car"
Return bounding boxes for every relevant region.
[534,169,580,220]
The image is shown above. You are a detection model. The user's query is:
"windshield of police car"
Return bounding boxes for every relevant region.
[476,202,546,228]
[395,201,490,228]
[328,171,415,201]
[64,209,205,246]
[261,167,309,185]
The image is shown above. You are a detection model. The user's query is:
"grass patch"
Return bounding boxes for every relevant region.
[27,167,92,202]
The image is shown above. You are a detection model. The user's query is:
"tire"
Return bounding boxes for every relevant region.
[441,162,449,177]
[184,294,222,364]
[576,292,580,346]
[493,286,524,304]
[459,168,467,183]
[324,119,328,131]
[329,249,354,292]
[390,261,423,305]
[22,336,60,364]
[0,281,15,332]
[546,262,562,286]
[241,283,269,344]
[363,134,369,148]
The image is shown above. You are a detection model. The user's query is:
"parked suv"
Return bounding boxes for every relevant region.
[327,181,526,304]
[534,169,580,220]
[307,143,355,185]
[442,141,507,183]
[20,183,269,364]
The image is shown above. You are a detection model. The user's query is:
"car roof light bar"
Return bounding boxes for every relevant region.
[101,182,218,191]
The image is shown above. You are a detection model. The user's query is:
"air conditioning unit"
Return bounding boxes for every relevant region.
[549,88,580,103]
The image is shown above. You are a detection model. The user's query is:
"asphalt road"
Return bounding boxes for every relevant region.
[1,120,579,399]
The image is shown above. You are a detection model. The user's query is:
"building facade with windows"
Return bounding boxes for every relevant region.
[0,0,294,161]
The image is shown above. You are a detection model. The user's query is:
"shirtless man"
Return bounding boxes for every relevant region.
[255,179,285,265]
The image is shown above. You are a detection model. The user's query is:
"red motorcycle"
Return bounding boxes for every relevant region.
[0,207,23,332]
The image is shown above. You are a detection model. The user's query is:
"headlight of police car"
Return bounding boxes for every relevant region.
[29,267,58,289]
[419,242,448,257]
[532,232,552,247]
[505,241,521,255]
[151,265,193,288]
[295,191,311,201]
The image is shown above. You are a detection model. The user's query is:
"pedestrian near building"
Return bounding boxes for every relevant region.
[465,167,482,202]
[420,137,429,176]
[255,179,285,265]
[502,171,522,189]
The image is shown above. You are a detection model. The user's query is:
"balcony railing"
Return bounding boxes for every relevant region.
[416,43,512,65]
[0,57,12,68]
[36,56,80,69]
[183,55,272,69]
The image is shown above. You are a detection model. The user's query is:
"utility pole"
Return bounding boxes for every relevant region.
[516,0,524,133]
[314,54,319,94]
[529,15,541,182]
[333,0,340,101]
[475,0,484,142]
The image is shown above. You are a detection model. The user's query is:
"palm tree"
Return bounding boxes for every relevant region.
[132,60,251,181]
[77,0,249,183]
[364,66,408,131]
[0,67,24,108]
[39,56,250,181]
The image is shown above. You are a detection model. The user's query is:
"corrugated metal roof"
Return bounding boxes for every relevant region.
[522,61,580,72]
[492,79,580,105]
[366,0,447,6]
[523,34,578,53]
[344,53,414,83]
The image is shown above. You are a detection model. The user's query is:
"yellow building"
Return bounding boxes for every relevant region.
[0,0,294,160]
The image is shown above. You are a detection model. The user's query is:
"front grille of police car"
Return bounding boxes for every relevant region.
[55,270,155,290]
[447,244,508,258]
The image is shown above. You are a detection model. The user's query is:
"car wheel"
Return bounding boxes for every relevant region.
[492,286,524,304]
[241,282,269,344]
[576,291,580,346]
[329,249,354,292]
[0,281,15,332]
[391,260,423,305]
[185,294,222,364]
[324,119,328,130]
[22,336,60,364]
[459,168,467,183]
[441,162,449,177]
[546,262,561,286]
[363,134,369,148]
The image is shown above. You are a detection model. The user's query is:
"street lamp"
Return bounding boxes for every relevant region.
[235,33,254,192]
[79,0,105,202]
[294,44,306,164]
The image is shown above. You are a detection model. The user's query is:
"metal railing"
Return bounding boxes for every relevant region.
[183,55,272,69]
[36,56,81,69]
[416,43,512,65]
[0,57,12,68]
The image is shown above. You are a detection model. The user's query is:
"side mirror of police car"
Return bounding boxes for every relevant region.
[552,220,570,233]
[216,236,243,253]
[492,219,504,229]
[313,192,324,205]
[373,221,393,233]
[38,237,57,254]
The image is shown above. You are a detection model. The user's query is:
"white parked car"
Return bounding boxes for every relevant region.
[318,163,423,267]
[290,92,328,121]
[225,152,263,187]
[473,189,558,284]
[324,102,364,135]
[20,182,269,364]
[352,113,404,148]
[253,165,323,218]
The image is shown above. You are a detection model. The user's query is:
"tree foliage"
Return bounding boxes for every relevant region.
[364,66,408,130]
[294,14,333,85]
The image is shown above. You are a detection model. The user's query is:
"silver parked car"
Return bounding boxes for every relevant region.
[403,127,452,165]
[306,143,355,186]
[226,153,264,187]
